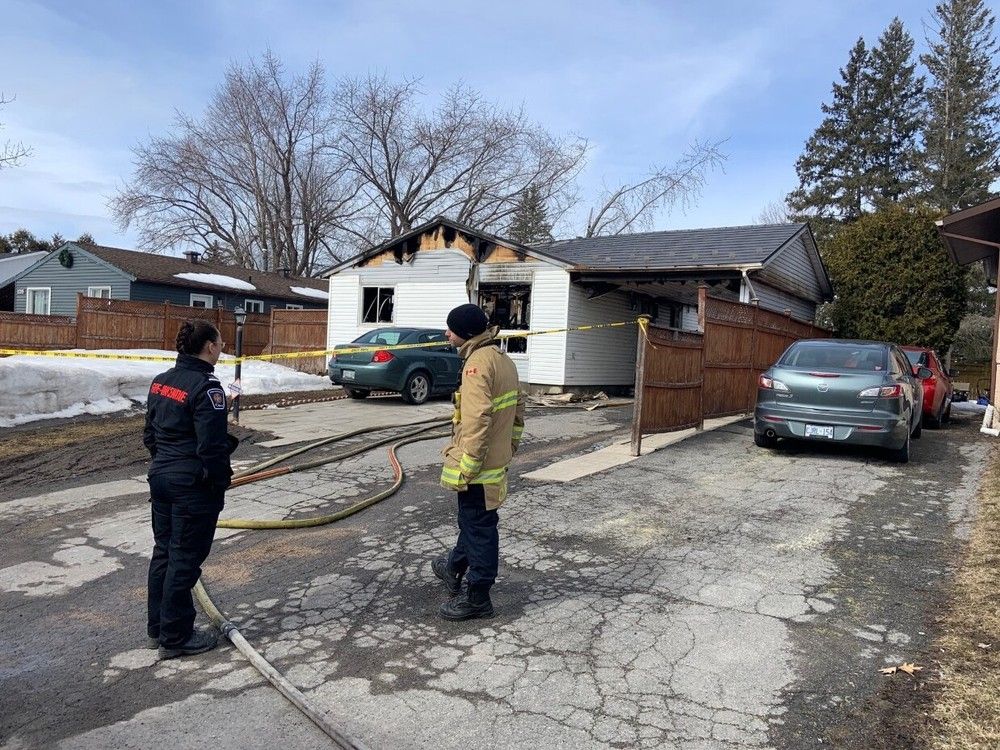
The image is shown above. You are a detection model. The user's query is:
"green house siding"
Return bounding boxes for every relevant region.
[129,282,323,312]
[13,249,130,315]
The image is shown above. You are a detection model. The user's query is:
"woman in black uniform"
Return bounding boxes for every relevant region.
[143,319,237,658]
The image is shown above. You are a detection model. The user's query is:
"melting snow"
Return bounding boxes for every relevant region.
[173,272,257,291]
[0,349,329,427]
[290,286,328,300]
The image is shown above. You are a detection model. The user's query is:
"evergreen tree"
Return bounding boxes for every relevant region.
[507,185,553,245]
[866,18,925,205]
[824,205,967,352]
[789,38,875,221]
[921,0,1000,210]
[76,232,95,245]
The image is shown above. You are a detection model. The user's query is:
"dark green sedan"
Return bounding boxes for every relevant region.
[328,328,462,405]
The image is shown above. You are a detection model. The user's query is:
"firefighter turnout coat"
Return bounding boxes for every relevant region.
[440,327,526,510]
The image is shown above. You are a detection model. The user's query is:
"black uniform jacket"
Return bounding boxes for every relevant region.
[143,353,235,490]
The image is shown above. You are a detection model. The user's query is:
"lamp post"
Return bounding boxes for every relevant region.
[232,306,246,423]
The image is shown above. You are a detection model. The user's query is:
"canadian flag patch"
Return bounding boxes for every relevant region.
[465,367,479,376]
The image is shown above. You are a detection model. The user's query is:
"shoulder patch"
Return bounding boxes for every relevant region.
[206,388,227,410]
[465,366,479,376]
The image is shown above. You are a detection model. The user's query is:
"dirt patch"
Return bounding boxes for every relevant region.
[0,412,271,491]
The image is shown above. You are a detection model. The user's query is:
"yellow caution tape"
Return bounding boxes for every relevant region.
[0,320,639,364]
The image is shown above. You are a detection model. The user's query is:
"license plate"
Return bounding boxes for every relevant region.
[342,370,355,381]
[805,424,834,439]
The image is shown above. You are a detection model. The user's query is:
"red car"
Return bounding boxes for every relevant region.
[902,346,953,427]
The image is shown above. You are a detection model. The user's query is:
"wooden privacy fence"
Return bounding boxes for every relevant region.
[1,295,329,373]
[632,287,831,455]
[75,296,271,355]
[0,311,76,350]
[266,308,328,374]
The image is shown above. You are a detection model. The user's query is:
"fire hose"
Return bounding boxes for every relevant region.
[192,417,451,749]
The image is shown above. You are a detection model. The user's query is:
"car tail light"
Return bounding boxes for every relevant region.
[859,385,902,398]
[371,350,395,364]
[758,374,790,391]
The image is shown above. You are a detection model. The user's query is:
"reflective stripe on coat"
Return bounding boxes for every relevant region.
[440,327,526,510]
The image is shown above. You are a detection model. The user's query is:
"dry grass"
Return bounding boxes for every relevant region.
[929,445,1000,749]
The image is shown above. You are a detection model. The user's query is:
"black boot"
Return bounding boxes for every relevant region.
[158,627,219,659]
[438,590,494,621]
[431,557,462,596]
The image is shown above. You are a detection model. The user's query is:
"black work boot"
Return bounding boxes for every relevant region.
[438,590,494,621]
[431,557,462,596]
[158,627,219,659]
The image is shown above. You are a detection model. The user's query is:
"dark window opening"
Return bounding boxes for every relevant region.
[362,287,394,323]
[478,283,531,330]
[479,283,530,355]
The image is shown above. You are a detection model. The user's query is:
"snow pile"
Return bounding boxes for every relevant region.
[0,349,330,427]
[173,272,257,291]
[290,285,328,301]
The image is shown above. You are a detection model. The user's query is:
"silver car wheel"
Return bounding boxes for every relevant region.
[410,374,429,403]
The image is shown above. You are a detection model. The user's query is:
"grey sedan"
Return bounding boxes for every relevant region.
[753,340,930,463]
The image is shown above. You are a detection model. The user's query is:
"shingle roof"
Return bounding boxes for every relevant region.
[535,223,807,271]
[77,243,327,301]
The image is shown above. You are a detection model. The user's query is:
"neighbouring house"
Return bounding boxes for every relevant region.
[10,242,328,316]
[323,217,832,390]
[0,251,48,311]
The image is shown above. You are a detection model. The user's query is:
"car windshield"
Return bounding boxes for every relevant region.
[779,342,887,372]
[354,330,410,346]
[904,350,928,366]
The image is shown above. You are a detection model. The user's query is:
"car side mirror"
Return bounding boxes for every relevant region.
[917,366,933,380]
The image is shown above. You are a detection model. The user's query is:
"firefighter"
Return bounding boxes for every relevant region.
[433,303,525,620]
[143,319,238,658]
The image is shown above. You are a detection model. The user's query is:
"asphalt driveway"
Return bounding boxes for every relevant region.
[0,403,988,749]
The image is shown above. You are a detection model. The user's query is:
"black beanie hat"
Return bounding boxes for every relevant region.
[447,304,489,340]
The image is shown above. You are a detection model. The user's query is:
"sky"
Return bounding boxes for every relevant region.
[0,0,948,252]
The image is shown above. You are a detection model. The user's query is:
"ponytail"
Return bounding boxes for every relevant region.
[176,319,220,356]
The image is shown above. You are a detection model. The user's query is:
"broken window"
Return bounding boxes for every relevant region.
[362,287,394,323]
[478,283,530,354]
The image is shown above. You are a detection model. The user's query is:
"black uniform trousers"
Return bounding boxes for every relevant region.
[446,484,499,603]
[147,474,222,647]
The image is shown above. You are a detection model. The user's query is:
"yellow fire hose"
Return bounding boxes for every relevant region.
[192,421,451,748]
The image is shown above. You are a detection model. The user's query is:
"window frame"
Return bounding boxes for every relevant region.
[87,285,112,299]
[25,287,51,315]
[189,292,214,308]
[285,303,304,310]
[244,299,264,313]
[361,286,395,324]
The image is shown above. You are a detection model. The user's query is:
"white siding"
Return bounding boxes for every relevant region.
[326,250,471,348]
[326,253,573,385]
[520,264,569,385]
[564,286,639,387]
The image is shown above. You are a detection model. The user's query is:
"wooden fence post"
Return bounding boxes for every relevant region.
[747,300,760,414]
[74,293,83,348]
[162,301,171,351]
[630,315,651,457]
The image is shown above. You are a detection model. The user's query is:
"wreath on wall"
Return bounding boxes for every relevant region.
[58,246,74,268]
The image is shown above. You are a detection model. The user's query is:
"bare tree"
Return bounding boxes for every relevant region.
[111,53,361,275]
[0,94,31,170]
[583,140,726,237]
[755,199,794,225]
[332,75,586,243]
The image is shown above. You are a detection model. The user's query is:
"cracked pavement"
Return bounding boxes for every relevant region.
[0,403,988,749]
